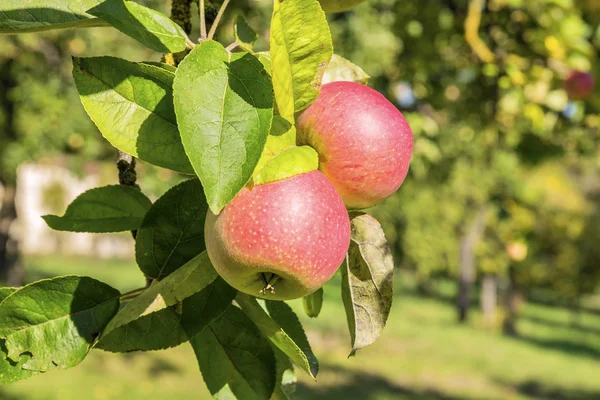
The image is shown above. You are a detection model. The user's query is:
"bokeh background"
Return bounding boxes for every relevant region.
[2,0,600,399]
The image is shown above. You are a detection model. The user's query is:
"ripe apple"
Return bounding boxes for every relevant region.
[564,70,595,100]
[204,170,350,300]
[297,81,414,209]
[318,0,367,13]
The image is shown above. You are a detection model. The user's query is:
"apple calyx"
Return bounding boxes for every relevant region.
[259,272,281,295]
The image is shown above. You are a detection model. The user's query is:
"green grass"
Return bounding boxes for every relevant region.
[2,256,600,400]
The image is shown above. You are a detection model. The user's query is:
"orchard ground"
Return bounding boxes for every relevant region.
[2,256,600,400]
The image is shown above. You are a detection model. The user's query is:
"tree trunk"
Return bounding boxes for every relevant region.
[481,274,497,328]
[570,297,582,328]
[502,268,520,336]
[0,185,24,286]
[0,55,23,286]
[457,207,488,323]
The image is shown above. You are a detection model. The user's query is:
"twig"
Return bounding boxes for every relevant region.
[207,0,231,41]
[116,151,139,239]
[186,37,196,49]
[225,41,239,52]
[200,0,207,40]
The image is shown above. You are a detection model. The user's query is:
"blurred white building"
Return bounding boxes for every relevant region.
[14,162,133,259]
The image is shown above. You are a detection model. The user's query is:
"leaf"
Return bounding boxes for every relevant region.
[0,340,35,384]
[253,115,296,175]
[236,294,318,379]
[302,288,323,318]
[264,300,318,377]
[191,306,276,400]
[100,251,218,340]
[0,0,108,34]
[141,61,177,73]
[342,213,394,356]
[270,0,333,114]
[42,185,151,233]
[173,40,274,214]
[253,146,318,185]
[73,56,194,174]
[97,278,235,352]
[0,276,120,372]
[0,288,16,303]
[270,347,296,400]
[135,179,208,279]
[322,54,370,85]
[89,0,188,53]
[235,15,258,51]
[257,52,272,74]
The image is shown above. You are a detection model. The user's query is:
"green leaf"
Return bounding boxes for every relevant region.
[322,54,370,85]
[0,276,120,373]
[42,185,151,233]
[141,61,177,73]
[236,294,318,379]
[73,56,194,174]
[191,306,276,400]
[89,0,188,53]
[270,0,333,114]
[136,179,208,279]
[0,0,108,34]
[270,347,296,400]
[264,300,318,377]
[342,213,394,356]
[302,288,323,318]
[0,288,16,303]
[235,15,258,51]
[100,251,218,341]
[257,52,272,74]
[0,339,35,384]
[254,146,318,185]
[97,278,235,352]
[173,40,274,214]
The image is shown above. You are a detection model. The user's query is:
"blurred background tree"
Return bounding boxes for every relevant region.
[0,0,180,285]
[327,0,600,332]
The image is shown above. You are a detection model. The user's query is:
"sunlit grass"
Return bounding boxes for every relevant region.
[2,256,600,400]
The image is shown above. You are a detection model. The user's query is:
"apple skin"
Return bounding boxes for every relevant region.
[318,0,367,13]
[204,170,350,300]
[297,81,414,209]
[564,70,596,100]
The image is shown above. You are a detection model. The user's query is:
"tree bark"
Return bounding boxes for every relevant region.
[0,55,23,286]
[502,267,520,336]
[457,207,487,323]
[481,274,497,328]
[0,185,24,286]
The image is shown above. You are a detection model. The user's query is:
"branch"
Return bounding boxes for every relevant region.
[465,0,495,63]
[208,0,231,40]
[163,0,195,66]
[116,150,139,240]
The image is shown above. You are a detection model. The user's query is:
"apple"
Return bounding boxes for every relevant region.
[297,81,414,209]
[204,170,350,300]
[564,70,595,100]
[318,0,367,13]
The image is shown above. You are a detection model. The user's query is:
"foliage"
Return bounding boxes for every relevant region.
[0,0,395,398]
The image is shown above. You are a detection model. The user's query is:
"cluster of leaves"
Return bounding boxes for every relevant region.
[0,0,396,398]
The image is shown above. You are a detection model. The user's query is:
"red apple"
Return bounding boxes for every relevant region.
[564,70,595,100]
[204,170,350,300]
[297,81,414,209]
[318,0,367,13]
